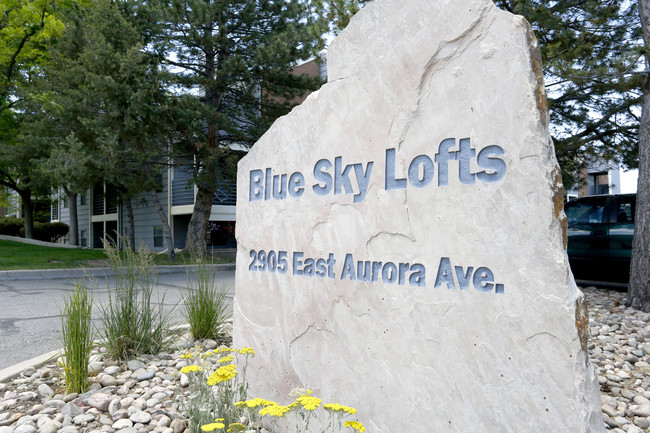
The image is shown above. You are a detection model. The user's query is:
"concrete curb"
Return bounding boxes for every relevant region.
[0,349,61,383]
[0,263,236,281]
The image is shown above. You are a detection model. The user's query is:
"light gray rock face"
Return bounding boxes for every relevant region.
[233,0,604,432]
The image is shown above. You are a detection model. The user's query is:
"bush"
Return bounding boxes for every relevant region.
[0,217,23,236]
[60,282,94,394]
[184,260,231,341]
[100,238,173,360]
[22,221,70,242]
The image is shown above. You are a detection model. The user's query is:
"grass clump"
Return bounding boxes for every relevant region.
[184,259,231,341]
[60,281,94,394]
[100,238,173,360]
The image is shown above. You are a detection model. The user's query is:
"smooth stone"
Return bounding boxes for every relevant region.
[63,394,78,403]
[127,361,145,372]
[129,413,151,425]
[112,419,133,430]
[88,362,105,375]
[136,372,155,382]
[630,405,650,417]
[169,419,185,433]
[36,385,54,400]
[99,416,113,426]
[104,366,122,376]
[633,396,650,405]
[108,399,121,416]
[58,426,79,433]
[100,376,118,388]
[72,414,95,425]
[111,410,129,422]
[0,427,14,433]
[37,421,57,433]
[117,428,138,433]
[13,426,35,433]
[88,393,113,412]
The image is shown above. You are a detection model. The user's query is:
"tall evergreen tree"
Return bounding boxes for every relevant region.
[156,0,326,253]
[626,0,650,311]
[30,0,177,257]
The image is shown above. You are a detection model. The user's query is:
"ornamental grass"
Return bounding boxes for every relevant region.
[59,281,94,394]
[100,237,173,360]
[184,258,231,341]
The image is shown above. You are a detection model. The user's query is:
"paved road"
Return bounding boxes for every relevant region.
[0,268,235,371]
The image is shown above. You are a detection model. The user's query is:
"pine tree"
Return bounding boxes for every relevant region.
[155,0,327,253]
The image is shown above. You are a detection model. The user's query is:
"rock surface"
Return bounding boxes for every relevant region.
[234,0,602,431]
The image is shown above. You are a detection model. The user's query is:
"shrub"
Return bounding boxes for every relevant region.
[100,238,173,360]
[0,217,23,236]
[184,260,231,341]
[59,281,94,394]
[31,221,69,242]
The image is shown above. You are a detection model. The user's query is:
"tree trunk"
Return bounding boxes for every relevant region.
[149,188,175,261]
[626,0,650,311]
[184,184,213,255]
[20,188,33,239]
[65,188,79,246]
[124,196,135,250]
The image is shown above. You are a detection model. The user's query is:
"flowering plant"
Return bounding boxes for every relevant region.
[180,346,368,433]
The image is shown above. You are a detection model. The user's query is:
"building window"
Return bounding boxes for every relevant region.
[63,195,69,208]
[153,226,163,247]
[80,192,87,206]
[80,230,88,247]
[51,202,59,221]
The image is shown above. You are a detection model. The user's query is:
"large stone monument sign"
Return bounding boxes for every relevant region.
[234,0,605,431]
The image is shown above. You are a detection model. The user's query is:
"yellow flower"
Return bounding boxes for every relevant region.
[180,365,201,374]
[295,395,321,411]
[206,364,237,385]
[236,398,275,408]
[200,422,225,431]
[226,423,247,432]
[239,347,255,355]
[259,404,291,417]
[217,355,235,364]
[215,346,233,353]
[324,403,357,415]
[344,421,365,432]
[180,353,192,359]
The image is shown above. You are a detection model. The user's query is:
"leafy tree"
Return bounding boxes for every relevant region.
[0,0,81,238]
[156,0,327,253]
[0,0,69,112]
[626,0,650,311]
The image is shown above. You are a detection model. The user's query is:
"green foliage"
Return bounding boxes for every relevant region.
[155,0,327,252]
[0,217,68,241]
[59,281,94,394]
[0,216,23,236]
[311,0,372,34]
[493,0,643,186]
[19,221,69,242]
[100,238,173,360]
[184,260,232,341]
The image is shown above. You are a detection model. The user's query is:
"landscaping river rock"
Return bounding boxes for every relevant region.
[0,286,648,432]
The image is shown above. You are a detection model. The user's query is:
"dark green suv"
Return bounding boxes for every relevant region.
[564,193,636,283]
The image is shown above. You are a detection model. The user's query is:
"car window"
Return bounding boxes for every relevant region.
[616,197,635,223]
[565,200,605,225]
